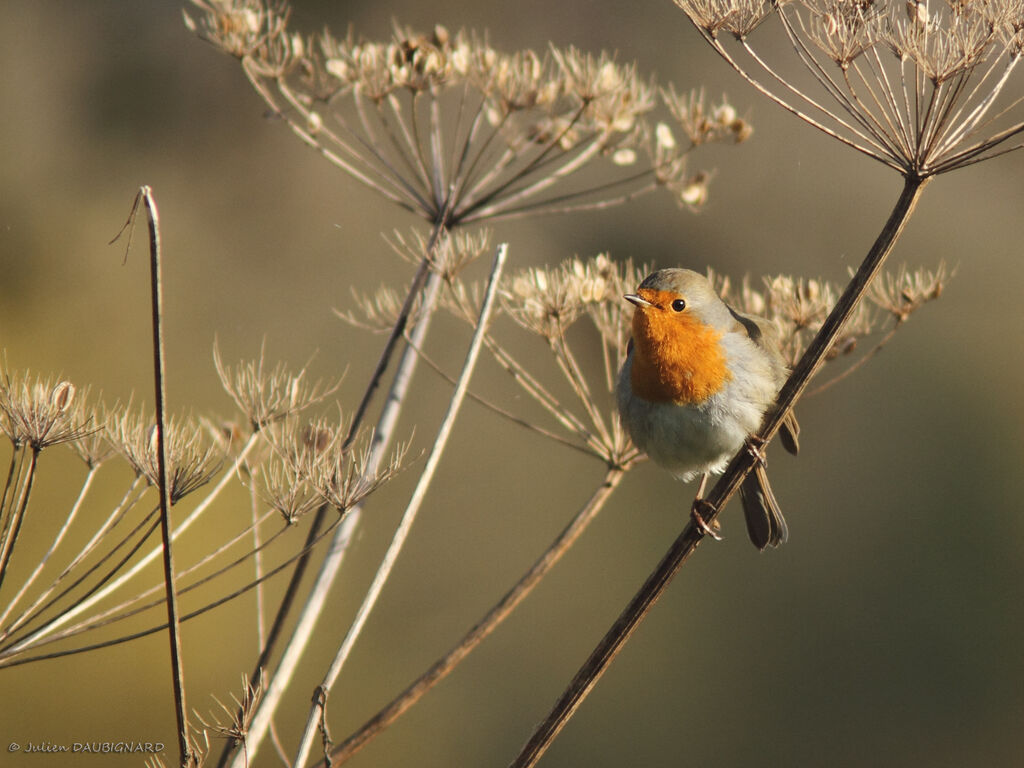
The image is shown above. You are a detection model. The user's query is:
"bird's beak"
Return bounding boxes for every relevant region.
[624,293,653,308]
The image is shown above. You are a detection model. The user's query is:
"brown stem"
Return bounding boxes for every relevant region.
[507,172,931,768]
[325,464,630,767]
[140,186,193,768]
[0,449,38,596]
[343,257,430,450]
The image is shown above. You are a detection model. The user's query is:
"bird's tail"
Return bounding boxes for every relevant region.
[739,463,788,550]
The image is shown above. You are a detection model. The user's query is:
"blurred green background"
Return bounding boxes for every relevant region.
[1,1,1023,766]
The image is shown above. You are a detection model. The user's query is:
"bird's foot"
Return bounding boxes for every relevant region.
[690,498,722,541]
[745,435,768,467]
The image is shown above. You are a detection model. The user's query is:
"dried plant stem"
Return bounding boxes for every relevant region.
[229,243,448,768]
[508,173,931,768]
[0,465,98,627]
[49,505,291,646]
[139,186,192,768]
[550,334,613,450]
[326,462,629,766]
[482,337,605,456]
[6,434,259,656]
[0,448,38,595]
[248,471,267,659]
[214,514,330,768]
[291,242,509,768]
[0,447,17,517]
[0,476,147,650]
[343,257,431,449]
[0,513,350,668]
[806,324,901,397]
[410,343,596,457]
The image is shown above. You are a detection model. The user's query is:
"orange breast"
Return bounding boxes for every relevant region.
[630,292,731,405]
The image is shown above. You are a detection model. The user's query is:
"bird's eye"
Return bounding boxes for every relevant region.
[671,299,686,312]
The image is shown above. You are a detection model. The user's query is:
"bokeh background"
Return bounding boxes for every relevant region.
[1,1,1023,766]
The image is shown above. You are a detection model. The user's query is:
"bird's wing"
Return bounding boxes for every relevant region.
[726,302,800,456]
[725,303,765,344]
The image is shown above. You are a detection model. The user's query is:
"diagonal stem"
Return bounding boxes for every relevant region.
[325,462,629,766]
[6,435,258,655]
[213,506,328,768]
[507,173,931,768]
[291,243,509,768]
[0,466,98,627]
[227,228,450,768]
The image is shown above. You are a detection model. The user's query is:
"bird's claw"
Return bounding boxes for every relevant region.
[745,435,767,467]
[690,499,722,540]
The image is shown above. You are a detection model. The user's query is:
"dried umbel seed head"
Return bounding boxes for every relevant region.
[214,342,340,431]
[502,259,618,340]
[673,0,1024,175]
[188,1,748,224]
[337,283,422,334]
[867,261,951,322]
[662,87,753,146]
[185,0,288,61]
[300,424,333,454]
[259,454,323,525]
[262,416,406,517]
[0,369,95,451]
[495,254,645,347]
[386,228,493,281]
[192,674,266,751]
[675,0,777,39]
[108,408,221,503]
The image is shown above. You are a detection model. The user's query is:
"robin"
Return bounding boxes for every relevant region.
[616,268,798,549]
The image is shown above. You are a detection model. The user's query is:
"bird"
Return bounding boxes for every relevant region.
[616,268,798,549]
